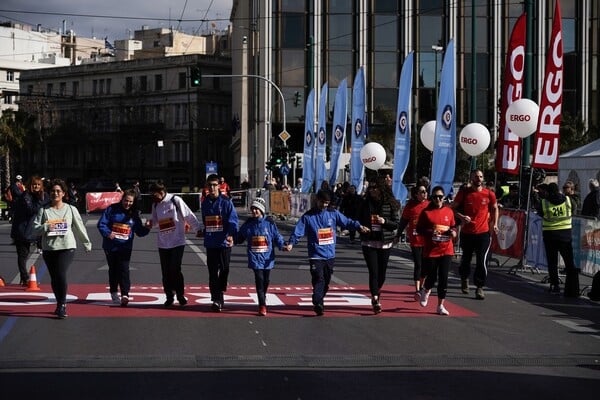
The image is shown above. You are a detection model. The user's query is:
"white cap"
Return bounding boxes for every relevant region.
[16,175,22,180]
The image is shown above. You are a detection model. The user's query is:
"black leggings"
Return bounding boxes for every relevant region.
[423,255,451,299]
[43,249,75,304]
[361,246,391,297]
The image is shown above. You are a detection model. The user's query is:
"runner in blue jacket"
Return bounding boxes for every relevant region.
[286,190,369,315]
[236,197,288,316]
[97,189,150,306]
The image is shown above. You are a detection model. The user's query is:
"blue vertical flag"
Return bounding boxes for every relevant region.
[315,83,328,189]
[350,67,366,193]
[301,89,316,193]
[392,52,414,205]
[430,40,456,196]
[329,79,348,187]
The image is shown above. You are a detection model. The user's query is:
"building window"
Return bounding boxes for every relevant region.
[46,83,53,97]
[125,76,133,93]
[72,81,79,97]
[140,75,147,91]
[155,74,162,91]
[6,70,15,81]
[178,72,186,89]
[59,82,67,96]
[99,79,105,95]
[175,104,181,125]
[92,80,98,95]
[106,78,111,94]
[172,142,189,162]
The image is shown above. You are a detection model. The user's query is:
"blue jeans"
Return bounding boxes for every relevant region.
[309,258,334,306]
[253,269,271,306]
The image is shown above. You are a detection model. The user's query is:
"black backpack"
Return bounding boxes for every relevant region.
[589,271,600,301]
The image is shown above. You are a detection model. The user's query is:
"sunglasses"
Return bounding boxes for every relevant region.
[432,195,444,200]
[419,190,427,193]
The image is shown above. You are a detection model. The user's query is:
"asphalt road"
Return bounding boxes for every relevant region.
[0,210,598,399]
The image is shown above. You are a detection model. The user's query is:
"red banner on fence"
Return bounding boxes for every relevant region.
[492,209,525,259]
[85,192,123,213]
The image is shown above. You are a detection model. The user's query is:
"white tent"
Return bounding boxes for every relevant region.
[558,138,600,199]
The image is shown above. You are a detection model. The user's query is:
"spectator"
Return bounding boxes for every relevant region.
[537,182,579,297]
[219,176,231,197]
[581,179,600,218]
[201,174,239,312]
[285,190,369,316]
[562,180,581,214]
[339,185,363,243]
[499,184,523,209]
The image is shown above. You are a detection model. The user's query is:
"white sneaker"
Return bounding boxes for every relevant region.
[437,304,449,316]
[110,292,120,304]
[419,290,431,307]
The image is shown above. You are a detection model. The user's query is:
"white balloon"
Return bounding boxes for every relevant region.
[459,123,491,156]
[419,120,436,151]
[360,142,386,170]
[505,98,539,138]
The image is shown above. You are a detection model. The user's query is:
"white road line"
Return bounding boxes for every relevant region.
[554,319,600,340]
[186,239,207,266]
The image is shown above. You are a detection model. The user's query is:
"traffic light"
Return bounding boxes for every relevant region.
[190,65,201,87]
[296,155,302,169]
[293,91,302,107]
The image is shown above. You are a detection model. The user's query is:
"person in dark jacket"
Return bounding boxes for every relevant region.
[537,182,579,297]
[339,184,363,242]
[357,176,401,314]
[581,179,600,218]
[10,175,49,285]
[97,189,150,306]
[236,197,288,316]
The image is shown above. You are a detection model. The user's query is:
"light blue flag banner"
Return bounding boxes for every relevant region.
[392,52,414,205]
[315,83,328,189]
[430,40,456,197]
[350,67,366,193]
[301,89,316,193]
[329,78,348,187]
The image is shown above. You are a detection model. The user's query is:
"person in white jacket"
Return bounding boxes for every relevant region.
[145,181,201,307]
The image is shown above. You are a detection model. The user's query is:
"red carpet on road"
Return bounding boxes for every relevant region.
[0,284,478,318]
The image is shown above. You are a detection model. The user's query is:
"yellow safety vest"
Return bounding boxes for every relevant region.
[541,196,572,231]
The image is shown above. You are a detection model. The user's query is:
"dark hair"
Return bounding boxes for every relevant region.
[206,174,219,183]
[121,188,140,217]
[547,182,559,195]
[369,176,401,212]
[316,189,331,202]
[148,181,167,193]
[49,179,68,201]
[431,185,445,195]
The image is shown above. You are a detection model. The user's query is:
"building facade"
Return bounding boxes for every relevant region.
[230,0,599,186]
[16,54,232,191]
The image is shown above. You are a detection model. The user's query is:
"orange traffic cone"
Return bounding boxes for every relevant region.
[25,265,41,291]
[0,276,5,287]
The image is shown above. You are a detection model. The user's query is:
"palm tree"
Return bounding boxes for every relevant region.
[0,109,31,192]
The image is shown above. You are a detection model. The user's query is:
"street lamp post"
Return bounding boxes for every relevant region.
[431,45,443,102]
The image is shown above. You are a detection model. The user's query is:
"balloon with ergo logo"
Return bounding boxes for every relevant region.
[505,98,539,138]
[360,142,386,170]
[459,122,491,156]
[419,120,436,152]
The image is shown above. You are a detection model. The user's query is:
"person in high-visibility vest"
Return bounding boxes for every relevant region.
[537,182,579,297]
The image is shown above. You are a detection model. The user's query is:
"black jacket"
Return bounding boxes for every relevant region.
[357,198,400,244]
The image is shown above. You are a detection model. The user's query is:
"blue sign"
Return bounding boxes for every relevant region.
[206,161,218,176]
[279,164,290,176]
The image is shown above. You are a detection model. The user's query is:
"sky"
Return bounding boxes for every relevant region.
[0,0,232,42]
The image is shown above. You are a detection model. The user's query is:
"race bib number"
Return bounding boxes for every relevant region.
[432,224,451,242]
[205,215,224,232]
[317,227,334,245]
[250,236,269,253]
[370,214,381,232]
[111,222,131,240]
[48,219,68,236]
[158,217,176,234]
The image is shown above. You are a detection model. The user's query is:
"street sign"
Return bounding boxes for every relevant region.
[279,164,290,176]
[279,130,290,143]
